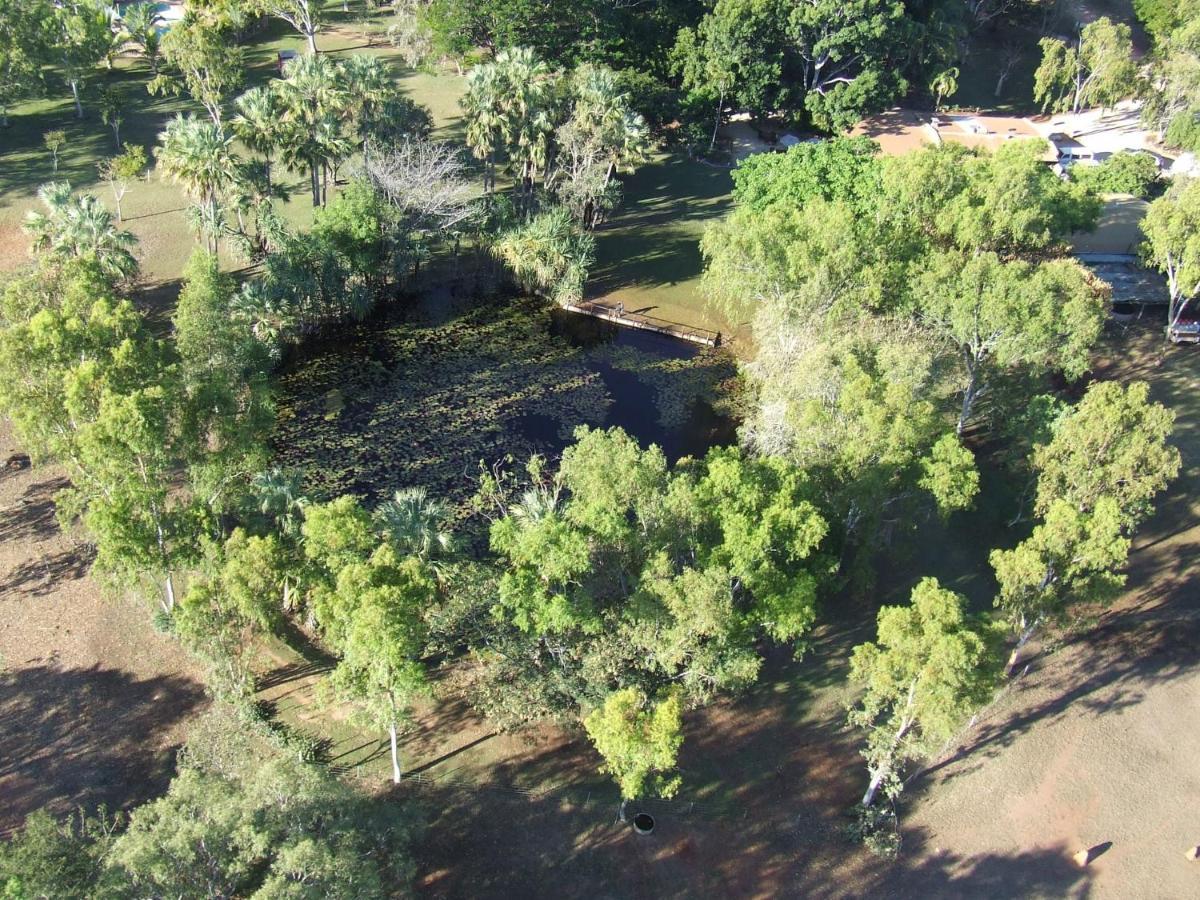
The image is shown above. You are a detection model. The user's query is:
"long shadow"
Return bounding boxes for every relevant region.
[0,664,206,835]
[877,829,1094,900]
[0,546,94,598]
[0,477,69,544]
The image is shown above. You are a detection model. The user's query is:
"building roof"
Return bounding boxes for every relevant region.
[852,109,1059,162]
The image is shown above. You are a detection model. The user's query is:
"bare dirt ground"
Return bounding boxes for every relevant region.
[0,420,206,836]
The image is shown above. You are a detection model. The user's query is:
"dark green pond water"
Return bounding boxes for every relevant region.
[273,295,736,508]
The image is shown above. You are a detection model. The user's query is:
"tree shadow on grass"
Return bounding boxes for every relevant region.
[880,829,1094,900]
[0,664,206,835]
[0,476,69,544]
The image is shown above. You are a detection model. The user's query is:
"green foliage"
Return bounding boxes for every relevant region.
[149,10,244,123]
[1034,17,1138,114]
[54,0,113,117]
[848,578,999,806]
[882,140,1101,256]
[730,136,883,217]
[493,206,595,304]
[302,496,377,575]
[22,182,139,281]
[1141,175,1200,328]
[584,687,684,800]
[0,0,54,124]
[0,809,116,900]
[174,249,274,511]
[991,381,1179,639]
[915,250,1108,431]
[1070,151,1161,199]
[479,426,829,729]
[107,706,416,897]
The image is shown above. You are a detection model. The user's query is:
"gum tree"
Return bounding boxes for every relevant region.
[991,381,1179,673]
[849,577,997,808]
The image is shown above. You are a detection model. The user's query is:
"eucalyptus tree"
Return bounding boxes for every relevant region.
[262,0,324,54]
[0,0,54,126]
[149,10,244,124]
[53,0,112,119]
[23,182,139,281]
[1142,175,1200,336]
[850,578,998,808]
[328,550,436,784]
[991,381,1179,673]
[1034,17,1138,114]
[157,115,237,253]
[915,252,1108,434]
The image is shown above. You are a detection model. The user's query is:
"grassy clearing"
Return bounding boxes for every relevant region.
[589,154,736,337]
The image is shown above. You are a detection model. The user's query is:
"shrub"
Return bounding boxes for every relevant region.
[1071,150,1161,198]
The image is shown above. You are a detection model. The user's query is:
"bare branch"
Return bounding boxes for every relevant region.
[363,139,478,232]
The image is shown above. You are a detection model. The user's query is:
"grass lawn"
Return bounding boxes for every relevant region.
[589,154,736,338]
[0,11,465,286]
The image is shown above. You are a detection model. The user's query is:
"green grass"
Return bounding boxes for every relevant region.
[589,153,736,336]
[0,9,465,284]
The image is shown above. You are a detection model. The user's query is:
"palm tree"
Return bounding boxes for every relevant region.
[156,115,235,253]
[23,181,139,281]
[338,54,395,165]
[462,64,505,196]
[119,1,164,74]
[374,487,454,559]
[495,48,555,213]
[232,87,286,187]
[274,53,349,206]
[250,467,307,536]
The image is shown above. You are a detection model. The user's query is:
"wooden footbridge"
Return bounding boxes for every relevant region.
[563,300,723,347]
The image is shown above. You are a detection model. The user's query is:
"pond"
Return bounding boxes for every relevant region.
[272,294,738,514]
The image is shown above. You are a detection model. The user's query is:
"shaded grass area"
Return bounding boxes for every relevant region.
[589,154,736,336]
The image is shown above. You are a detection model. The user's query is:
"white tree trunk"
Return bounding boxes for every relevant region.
[306,28,318,54]
[71,81,83,119]
[389,720,402,784]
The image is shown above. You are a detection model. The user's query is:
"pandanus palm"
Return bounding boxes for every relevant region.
[23,181,139,281]
[374,487,455,559]
[157,115,236,253]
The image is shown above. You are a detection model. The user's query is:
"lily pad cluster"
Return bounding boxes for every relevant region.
[273,297,734,515]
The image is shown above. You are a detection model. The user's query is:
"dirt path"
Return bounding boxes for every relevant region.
[0,421,206,836]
